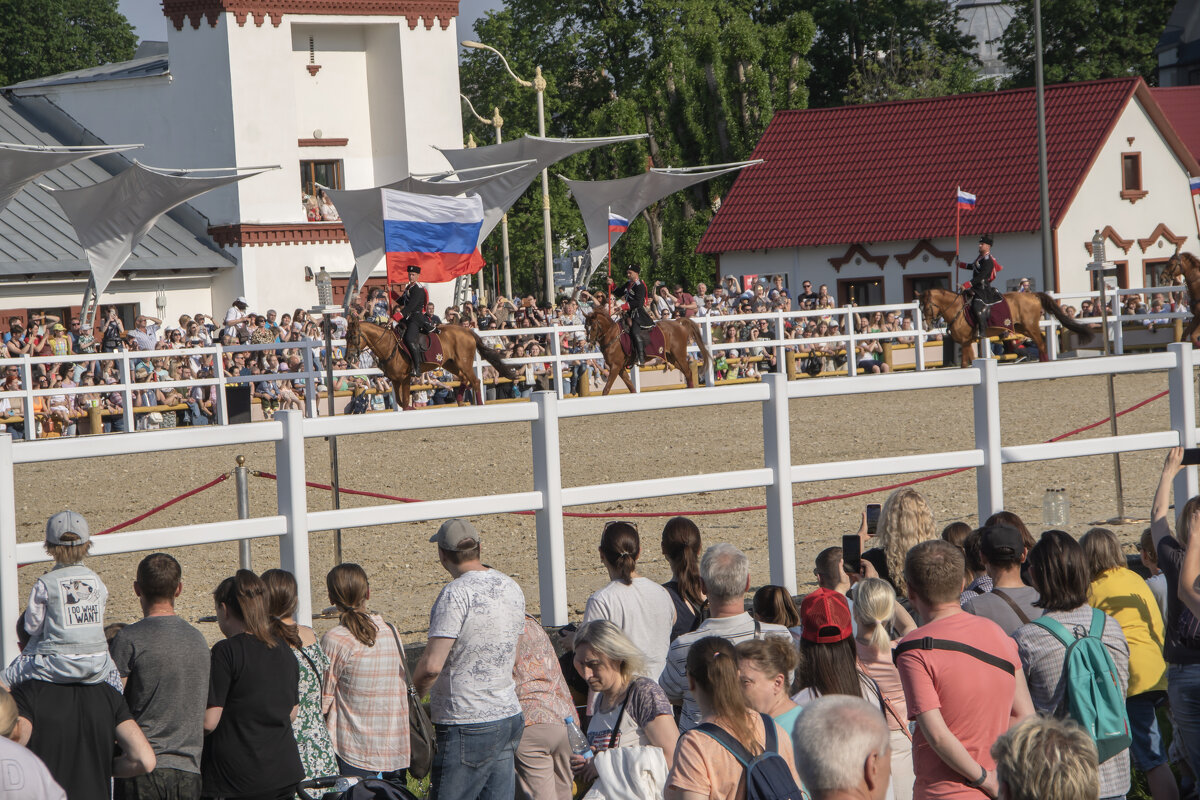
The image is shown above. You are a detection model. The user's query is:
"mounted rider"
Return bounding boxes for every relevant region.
[391,264,429,378]
[610,265,654,365]
[958,234,1004,337]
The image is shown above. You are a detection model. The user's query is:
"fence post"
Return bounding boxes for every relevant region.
[0,434,17,664]
[302,345,317,418]
[551,328,565,398]
[1169,342,1198,504]
[213,344,229,427]
[973,357,1003,520]
[914,305,926,372]
[235,455,252,571]
[20,356,35,441]
[703,319,716,387]
[1046,318,1059,360]
[274,410,313,626]
[119,352,134,434]
[845,307,857,377]
[774,311,785,374]
[1112,292,1125,356]
[761,373,796,593]
[531,390,567,626]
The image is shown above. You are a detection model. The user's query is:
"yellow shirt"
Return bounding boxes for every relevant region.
[1088,567,1167,696]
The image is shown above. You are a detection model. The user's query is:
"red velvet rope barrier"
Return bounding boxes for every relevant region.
[97,473,231,535]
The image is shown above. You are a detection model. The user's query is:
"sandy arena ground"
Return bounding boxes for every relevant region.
[9,371,1183,644]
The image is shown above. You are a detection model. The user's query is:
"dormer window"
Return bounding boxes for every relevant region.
[1120,152,1147,203]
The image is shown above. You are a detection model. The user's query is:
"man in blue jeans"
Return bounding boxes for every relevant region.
[414,519,526,800]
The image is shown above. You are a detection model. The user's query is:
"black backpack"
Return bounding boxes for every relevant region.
[695,712,805,800]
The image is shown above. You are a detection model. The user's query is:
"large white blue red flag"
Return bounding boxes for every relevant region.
[1190,176,1200,197]
[382,188,485,283]
[608,208,630,234]
[956,189,977,211]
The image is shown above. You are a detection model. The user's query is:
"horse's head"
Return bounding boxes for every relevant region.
[344,315,363,363]
[916,290,937,324]
[583,311,604,343]
[1163,251,1189,285]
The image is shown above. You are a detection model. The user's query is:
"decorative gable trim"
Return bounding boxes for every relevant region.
[829,244,888,273]
[895,239,956,269]
[1083,225,1134,256]
[163,1,459,31]
[1137,223,1187,253]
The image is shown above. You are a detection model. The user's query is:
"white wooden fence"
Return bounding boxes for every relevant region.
[2,341,1198,662]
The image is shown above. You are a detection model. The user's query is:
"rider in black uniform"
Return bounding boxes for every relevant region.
[390,265,429,378]
[958,234,1003,339]
[610,265,653,365]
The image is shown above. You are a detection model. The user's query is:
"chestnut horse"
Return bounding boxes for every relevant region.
[1161,251,1200,341]
[345,317,515,410]
[584,312,711,394]
[918,288,1093,368]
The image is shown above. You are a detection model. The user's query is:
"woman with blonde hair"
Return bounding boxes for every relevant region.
[853,578,916,800]
[863,487,936,596]
[320,564,410,784]
[734,637,801,734]
[570,620,678,785]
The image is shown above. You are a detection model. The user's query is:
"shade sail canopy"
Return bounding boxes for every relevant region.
[0,142,140,214]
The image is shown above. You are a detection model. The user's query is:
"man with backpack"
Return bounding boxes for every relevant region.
[1013,531,1131,800]
[962,524,1042,635]
[895,541,1034,800]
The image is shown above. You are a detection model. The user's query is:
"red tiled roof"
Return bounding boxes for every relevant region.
[699,78,1151,254]
[1151,86,1200,164]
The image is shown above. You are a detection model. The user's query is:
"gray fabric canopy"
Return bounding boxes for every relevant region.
[50,161,267,301]
[0,142,140,214]
[326,162,532,303]
[435,134,648,244]
[560,161,763,285]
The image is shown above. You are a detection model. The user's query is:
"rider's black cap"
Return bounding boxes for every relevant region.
[979,234,994,246]
[626,264,641,274]
[407,264,421,274]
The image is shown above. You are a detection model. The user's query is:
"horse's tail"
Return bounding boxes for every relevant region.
[1037,292,1094,344]
[680,317,711,372]
[470,329,517,380]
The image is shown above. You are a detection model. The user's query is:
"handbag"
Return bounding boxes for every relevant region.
[386,623,435,780]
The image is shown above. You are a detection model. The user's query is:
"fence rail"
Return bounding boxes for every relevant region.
[2,341,1199,662]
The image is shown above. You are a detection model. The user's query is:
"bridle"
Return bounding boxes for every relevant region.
[348,320,403,368]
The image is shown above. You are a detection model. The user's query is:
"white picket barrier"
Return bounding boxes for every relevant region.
[1,342,1198,663]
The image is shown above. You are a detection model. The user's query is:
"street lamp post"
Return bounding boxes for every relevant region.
[461,93,511,300]
[462,40,555,305]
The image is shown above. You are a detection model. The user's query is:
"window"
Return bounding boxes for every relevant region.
[1089,261,1128,292]
[300,160,343,198]
[838,278,883,307]
[1144,259,1171,287]
[904,273,950,301]
[1120,153,1147,202]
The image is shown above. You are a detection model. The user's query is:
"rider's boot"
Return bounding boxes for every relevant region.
[633,333,646,366]
[410,349,423,379]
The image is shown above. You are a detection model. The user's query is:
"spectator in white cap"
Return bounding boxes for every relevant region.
[1,510,119,691]
[222,296,252,342]
[413,518,527,800]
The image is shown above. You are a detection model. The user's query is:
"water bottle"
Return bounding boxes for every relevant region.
[565,716,593,760]
[1043,488,1070,528]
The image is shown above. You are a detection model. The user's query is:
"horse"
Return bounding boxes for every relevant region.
[345,316,515,410]
[1161,251,1200,342]
[918,288,1093,368]
[584,312,711,395]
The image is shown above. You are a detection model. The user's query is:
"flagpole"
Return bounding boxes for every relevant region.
[1191,182,1200,245]
[955,186,961,267]
[607,205,613,285]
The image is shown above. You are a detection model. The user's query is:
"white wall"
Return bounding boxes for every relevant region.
[1057,95,1199,293]
[397,18,463,175]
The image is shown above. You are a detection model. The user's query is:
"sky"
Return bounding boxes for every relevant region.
[117,0,502,49]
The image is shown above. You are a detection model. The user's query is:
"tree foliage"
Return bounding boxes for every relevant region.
[0,0,137,87]
[998,0,1175,86]
[459,0,814,297]
[846,43,982,104]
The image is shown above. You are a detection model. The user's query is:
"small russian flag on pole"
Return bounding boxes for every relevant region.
[608,210,630,234]
[956,189,977,211]
[1190,176,1200,196]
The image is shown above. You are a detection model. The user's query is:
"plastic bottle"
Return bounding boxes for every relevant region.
[1043,488,1070,528]
[565,717,593,760]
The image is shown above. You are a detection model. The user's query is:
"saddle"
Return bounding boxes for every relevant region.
[619,326,666,361]
[392,323,444,366]
[963,296,1015,333]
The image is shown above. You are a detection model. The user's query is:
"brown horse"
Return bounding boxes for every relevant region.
[345,317,515,409]
[918,288,1093,368]
[584,312,711,394]
[1161,251,1200,341]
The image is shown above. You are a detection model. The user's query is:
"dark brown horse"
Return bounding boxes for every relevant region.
[918,288,1093,368]
[584,312,711,394]
[345,317,515,409]
[1161,251,1200,342]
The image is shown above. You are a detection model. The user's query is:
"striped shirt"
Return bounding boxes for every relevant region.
[1013,606,1130,798]
[320,615,410,771]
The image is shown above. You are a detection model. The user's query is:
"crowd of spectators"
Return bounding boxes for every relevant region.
[8,445,1200,800]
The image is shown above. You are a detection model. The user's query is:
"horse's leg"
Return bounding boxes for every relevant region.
[1184,315,1200,344]
[601,364,620,395]
[619,368,635,393]
[1020,318,1050,362]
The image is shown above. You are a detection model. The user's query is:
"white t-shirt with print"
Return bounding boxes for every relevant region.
[427,568,526,725]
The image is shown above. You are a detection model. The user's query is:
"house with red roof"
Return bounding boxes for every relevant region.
[697,77,1200,304]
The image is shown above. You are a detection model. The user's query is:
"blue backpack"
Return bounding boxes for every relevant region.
[1032,608,1131,763]
[695,711,805,800]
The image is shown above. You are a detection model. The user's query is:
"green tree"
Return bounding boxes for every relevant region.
[999,0,1175,86]
[459,0,814,297]
[801,0,978,107]
[0,0,137,87]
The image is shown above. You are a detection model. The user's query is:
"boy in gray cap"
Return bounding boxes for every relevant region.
[1,510,119,690]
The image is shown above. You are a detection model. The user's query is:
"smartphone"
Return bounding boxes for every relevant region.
[1183,448,1200,466]
[865,503,882,536]
[842,534,862,575]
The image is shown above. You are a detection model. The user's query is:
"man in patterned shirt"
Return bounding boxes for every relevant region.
[414,519,526,800]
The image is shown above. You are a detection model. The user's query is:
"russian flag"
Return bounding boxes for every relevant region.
[956,189,977,211]
[1191,176,1200,196]
[608,209,630,235]
[383,188,485,283]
